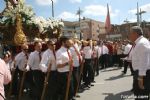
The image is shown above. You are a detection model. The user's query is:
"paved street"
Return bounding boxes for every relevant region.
[76,67,134,100]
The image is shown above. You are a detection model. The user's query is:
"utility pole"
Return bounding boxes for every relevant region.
[76,7,83,40]
[136,3,146,26]
[137,2,140,26]
[51,0,54,17]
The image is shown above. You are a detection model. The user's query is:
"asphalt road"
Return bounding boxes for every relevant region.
[76,67,134,100]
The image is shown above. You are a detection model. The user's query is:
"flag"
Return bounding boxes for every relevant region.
[105,3,111,34]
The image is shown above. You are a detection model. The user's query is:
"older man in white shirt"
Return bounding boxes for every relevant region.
[129,26,150,100]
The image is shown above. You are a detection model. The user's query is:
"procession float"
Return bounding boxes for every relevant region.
[0,0,64,53]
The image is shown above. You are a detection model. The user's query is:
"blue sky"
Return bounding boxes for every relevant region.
[1,0,150,24]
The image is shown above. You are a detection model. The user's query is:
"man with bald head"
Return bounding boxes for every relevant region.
[129,26,150,100]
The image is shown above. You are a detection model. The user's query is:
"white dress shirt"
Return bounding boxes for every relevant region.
[132,36,150,76]
[100,45,109,55]
[56,47,71,72]
[123,44,132,55]
[70,43,81,67]
[15,52,29,71]
[28,51,41,71]
[83,46,92,59]
[93,46,99,58]
[40,49,57,72]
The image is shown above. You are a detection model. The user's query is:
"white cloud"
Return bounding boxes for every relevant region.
[128,3,150,14]
[83,5,119,17]
[57,11,78,20]
[35,0,57,6]
[69,0,82,3]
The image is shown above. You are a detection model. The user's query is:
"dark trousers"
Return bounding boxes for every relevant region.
[93,58,99,75]
[11,67,19,96]
[100,54,108,69]
[117,54,124,67]
[31,70,45,100]
[45,71,58,100]
[123,61,134,74]
[133,70,150,100]
[108,54,113,67]
[11,68,32,96]
[112,54,118,66]
[83,59,94,85]
[72,67,79,96]
[57,72,73,100]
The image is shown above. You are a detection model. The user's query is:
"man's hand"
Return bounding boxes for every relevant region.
[138,76,144,90]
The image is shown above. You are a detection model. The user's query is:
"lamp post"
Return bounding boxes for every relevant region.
[51,0,54,17]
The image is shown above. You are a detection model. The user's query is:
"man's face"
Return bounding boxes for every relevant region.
[65,39,72,49]
[22,45,29,53]
[35,42,42,51]
[49,43,55,51]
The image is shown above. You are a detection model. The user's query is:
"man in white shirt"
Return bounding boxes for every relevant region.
[70,39,82,97]
[28,41,44,100]
[56,36,74,100]
[92,41,100,76]
[40,40,58,100]
[12,43,30,96]
[129,26,150,100]
[99,42,109,69]
[82,40,94,87]
[122,41,134,75]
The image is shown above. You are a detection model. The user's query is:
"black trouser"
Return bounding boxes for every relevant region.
[57,72,73,100]
[112,54,118,66]
[100,54,108,69]
[93,58,99,75]
[117,54,124,67]
[108,54,113,67]
[11,67,19,96]
[12,68,32,96]
[72,67,79,96]
[45,71,58,100]
[123,61,134,74]
[83,59,94,85]
[31,70,45,100]
[133,70,150,100]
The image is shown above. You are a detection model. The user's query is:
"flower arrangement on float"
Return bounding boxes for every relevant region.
[0,0,64,45]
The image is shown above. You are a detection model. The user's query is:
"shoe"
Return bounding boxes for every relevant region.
[91,81,96,83]
[72,96,76,100]
[76,94,80,98]
[130,88,134,92]
[96,73,99,76]
[90,84,94,86]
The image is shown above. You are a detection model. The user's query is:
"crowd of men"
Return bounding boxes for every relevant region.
[0,26,150,100]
